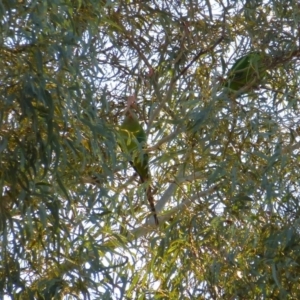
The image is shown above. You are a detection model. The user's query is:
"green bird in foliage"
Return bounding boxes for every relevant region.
[223,52,266,94]
[119,95,159,225]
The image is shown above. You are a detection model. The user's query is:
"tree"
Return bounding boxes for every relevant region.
[1,0,300,299]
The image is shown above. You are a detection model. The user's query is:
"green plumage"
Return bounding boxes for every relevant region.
[119,109,149,182]
[119,103,159,225]
[223,52,266,93]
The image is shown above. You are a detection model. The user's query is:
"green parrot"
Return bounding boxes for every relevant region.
[223,52,266,94]
[119,96,159,225]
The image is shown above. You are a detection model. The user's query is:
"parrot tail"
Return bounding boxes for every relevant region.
[129,161,159,225]
[146,186,159,225]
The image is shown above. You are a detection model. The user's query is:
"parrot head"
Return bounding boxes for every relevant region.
[126,95,138,110]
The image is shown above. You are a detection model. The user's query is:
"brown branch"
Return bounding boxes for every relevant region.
[175,34,225,82]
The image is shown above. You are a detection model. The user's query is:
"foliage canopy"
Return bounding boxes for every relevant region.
[1,0,300,299]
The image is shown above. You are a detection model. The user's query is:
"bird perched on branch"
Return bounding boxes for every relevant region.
[223,52,266,95]
[119,95,159,225]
